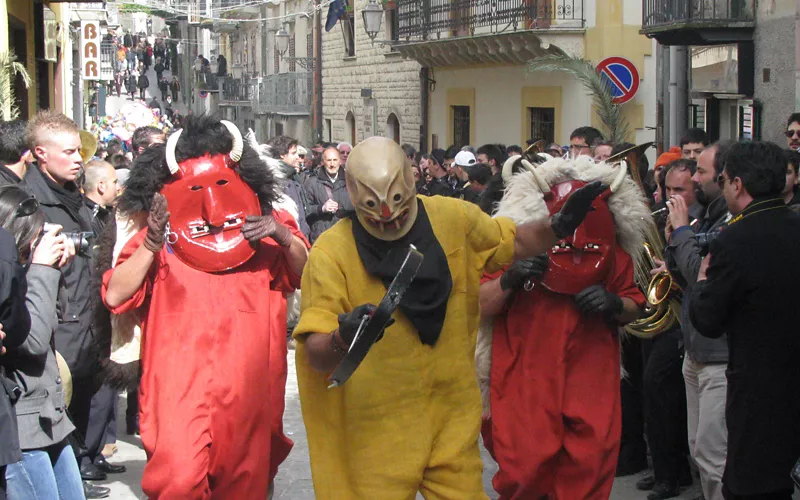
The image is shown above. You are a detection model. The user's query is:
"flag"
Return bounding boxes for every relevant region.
[325,0,349,32]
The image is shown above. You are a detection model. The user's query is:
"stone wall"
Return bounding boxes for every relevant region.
[321,0,422,148]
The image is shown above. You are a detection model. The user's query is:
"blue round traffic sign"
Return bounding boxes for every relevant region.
[597,57,640,105]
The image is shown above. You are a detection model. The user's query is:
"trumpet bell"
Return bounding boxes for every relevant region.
[79,130,98,164]
[647,272,674,305]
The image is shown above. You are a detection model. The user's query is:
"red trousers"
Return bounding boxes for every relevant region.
[484,291,622,500]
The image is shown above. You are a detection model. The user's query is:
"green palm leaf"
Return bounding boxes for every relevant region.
[528,53,630,144]
[0,51,32,121]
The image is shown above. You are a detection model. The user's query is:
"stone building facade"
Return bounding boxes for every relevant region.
[321,0,422,148]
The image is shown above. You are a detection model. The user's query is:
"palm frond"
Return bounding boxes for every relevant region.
[0,51,32,121]
[528,54,630,144]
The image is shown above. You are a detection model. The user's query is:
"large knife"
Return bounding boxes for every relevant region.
[328,244,424,388]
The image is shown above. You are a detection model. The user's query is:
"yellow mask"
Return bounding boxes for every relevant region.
[345,137,418,241]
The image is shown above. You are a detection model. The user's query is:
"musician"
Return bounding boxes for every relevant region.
[292,137,604,499]
[663,141,733,500]
[689,141,800,500]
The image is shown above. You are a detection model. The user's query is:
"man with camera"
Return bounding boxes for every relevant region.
[22,112,109,499]
[663,141,732,500]
[689,141,800,500]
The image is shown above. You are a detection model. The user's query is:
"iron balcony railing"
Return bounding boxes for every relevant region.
[642,0,755,29]
[197,72,221,92]
[100,42,116,81]
[396,0,584,43]
[255,73,313,115]
[220,76,253,104]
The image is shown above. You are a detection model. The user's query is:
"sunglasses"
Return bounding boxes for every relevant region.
[15,197,39,218]
[786,130,800,138]
[298,154,306,159]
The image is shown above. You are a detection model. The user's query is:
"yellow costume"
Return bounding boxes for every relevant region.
[294,195,516,500]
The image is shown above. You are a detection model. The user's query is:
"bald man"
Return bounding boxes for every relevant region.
[83,160,119,236]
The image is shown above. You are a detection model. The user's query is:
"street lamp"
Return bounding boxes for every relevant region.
[362,0,384,44]
[275,26,290,56]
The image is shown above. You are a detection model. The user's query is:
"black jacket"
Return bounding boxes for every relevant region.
[0,165,22,185]
[664,195,730,363]
[23,166,97,379]
[279,162,311,238]
[123,34,132,48]
[303,168,354,243]
[423,176,456,198]
[137,74,149,89]
[689,198,800,496]
[0,228,30,466]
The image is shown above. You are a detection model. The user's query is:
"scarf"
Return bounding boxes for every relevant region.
[42,174,85,218]
[350,200,452,346]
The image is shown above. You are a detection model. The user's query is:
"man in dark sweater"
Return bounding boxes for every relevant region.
[303,146,353,243]
[267,135,311,238]
[0,120,30,184]
[690,141,800,500]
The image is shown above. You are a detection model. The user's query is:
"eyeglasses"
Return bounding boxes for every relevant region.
[546,149,562,156]
[568,144,590,151]
[786,130,800,138]
[716,173,731,188]
[14,196,39,218]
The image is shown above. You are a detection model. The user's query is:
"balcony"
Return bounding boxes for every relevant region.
[641,0,755,46]
[196,72,221,93]
[220,76,254,106]
[255,73,313,116]
[393,0,584,66]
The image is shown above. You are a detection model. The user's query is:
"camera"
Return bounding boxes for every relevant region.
[43,223,95,255]
[693,229,721,257]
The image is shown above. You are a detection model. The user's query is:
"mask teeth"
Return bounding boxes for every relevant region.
[394,219,401,230]
[379,221,385,233]
[223,217,241,228]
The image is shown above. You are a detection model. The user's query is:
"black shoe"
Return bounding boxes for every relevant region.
[636,475,656,491]
[80,463,108,481]
[95,455,127,474]
[83,482,110,499]
[616,458,648,477]
[126,415,139,435]
[646,481,680,500]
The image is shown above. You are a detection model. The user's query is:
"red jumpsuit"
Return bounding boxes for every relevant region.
[482,246,645,500]
[101,209,304,499]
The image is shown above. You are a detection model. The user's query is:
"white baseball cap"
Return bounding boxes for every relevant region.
[454,150,477,167]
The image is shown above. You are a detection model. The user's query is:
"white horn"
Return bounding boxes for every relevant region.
[520,159,551,193]
[501,155,521,184]
[220,120,243,163]
[165,129,183,175]
[610,160,628,193]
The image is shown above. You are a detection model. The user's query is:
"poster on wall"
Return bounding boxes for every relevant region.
[81,21,101,80]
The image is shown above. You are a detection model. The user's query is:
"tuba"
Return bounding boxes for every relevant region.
[608,142,682,338]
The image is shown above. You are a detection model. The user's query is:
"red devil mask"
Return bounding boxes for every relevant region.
[162,121,261,273]
[541,180,616,295]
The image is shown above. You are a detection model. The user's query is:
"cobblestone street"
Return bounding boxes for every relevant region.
[99,351,703,500]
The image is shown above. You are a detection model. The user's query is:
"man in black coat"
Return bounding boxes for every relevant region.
[23,112,112,498]
[689,141,800,500]
[304,146,354,243]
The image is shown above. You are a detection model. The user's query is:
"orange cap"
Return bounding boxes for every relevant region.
[655,146,682,168]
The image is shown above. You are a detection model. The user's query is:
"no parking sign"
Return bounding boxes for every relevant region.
[597,57,640,105]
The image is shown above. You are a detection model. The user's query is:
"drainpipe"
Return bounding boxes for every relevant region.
[660,44,671,152]
[420,67,429,152]
[668,45,688,147]
[314,0,323,142]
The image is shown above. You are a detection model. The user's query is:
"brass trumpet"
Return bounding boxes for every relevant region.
[613,142,683,339]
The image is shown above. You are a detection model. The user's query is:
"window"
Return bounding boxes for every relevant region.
[385,1,399,42]
[343,12,356,57]
[452,106,470,148]
[275,121,284,137]
[690,100,706,131]
[387,113,400,143]
[346,112,356,145]
[528,107,555,144]
[325,119,332,142]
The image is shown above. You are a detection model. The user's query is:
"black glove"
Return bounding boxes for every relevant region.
[500,254,549,291]
[550,181,607,239]
[574,284,623,316]
[337,304,396,346]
